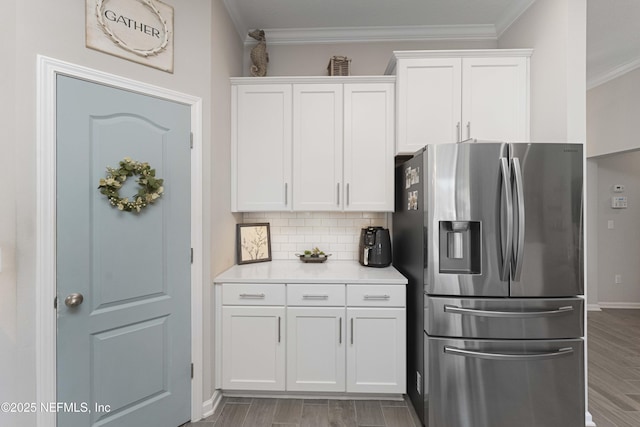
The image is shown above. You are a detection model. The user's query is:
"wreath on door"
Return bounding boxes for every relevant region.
[98,157,164,213]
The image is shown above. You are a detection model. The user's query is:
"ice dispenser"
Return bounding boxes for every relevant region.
[439,221,481,274]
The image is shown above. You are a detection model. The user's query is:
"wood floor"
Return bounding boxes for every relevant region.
[588,309,640,427]
[185,396,421,427]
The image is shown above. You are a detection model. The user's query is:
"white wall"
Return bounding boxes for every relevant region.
[498,0,587,143]
[244,39,497,76]
[586,159,599,307]
[596,151,640,306]
[0,1,241,424]
[587,67,640,157]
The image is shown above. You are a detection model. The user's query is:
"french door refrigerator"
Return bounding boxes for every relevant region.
[393,142,584,427]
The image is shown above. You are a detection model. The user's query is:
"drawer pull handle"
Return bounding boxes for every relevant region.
[302,294,329,300]
[444,346,574,361]
[444,305,574,318]
[239,293,266,299]
[364,294,390,300]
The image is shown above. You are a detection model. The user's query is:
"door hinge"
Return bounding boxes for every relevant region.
[191,363,194,379]
[190,132,193,149]
[54,296,58,309]
[190,248,193,264]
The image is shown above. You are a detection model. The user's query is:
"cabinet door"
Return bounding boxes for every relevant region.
[221,306,285,390]
[344,83,395,211]
[287,307,346,392]
[396,58,462,154]
[347,308,406,393]
[293,84,343,211]
[462,57,529,142]
[233,84,292,211]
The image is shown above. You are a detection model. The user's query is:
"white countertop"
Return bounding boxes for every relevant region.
[213,260,407,285]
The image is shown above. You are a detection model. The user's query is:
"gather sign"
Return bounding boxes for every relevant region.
[86,0,174,73]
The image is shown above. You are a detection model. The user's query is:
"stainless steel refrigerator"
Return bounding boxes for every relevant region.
[393,142,585,427]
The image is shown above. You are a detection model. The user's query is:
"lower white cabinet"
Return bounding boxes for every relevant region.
[286,307,346,392]
[221,306,286,391]
[217,282,406,395]
[347,308,406,393]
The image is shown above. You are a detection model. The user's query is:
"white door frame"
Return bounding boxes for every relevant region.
[35,55,204,427]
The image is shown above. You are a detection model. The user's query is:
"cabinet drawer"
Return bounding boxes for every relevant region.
[347,285,405,307]
[287,284,345,306]
[222,283,285,306]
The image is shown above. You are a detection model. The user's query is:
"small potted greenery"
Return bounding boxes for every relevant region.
[297,247,331,263]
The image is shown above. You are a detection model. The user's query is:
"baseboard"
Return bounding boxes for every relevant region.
[587,304,602,311]
[586,410,596,426]
[201,390,223,420]
[598,302,640,309]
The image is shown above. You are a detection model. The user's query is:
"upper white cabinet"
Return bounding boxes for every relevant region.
[387,50,532,155]
[232,84,292,211]
[232,77,395,212]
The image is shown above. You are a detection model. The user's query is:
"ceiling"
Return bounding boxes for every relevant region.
[223,0,640,89]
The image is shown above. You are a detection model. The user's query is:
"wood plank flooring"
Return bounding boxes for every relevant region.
[588,309,640,427]
[185,396,421,427]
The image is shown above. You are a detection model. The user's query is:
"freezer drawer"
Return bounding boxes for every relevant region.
[425,296,584,339]
[424,336,584,427]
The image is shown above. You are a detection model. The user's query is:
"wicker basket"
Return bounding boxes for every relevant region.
[328,56,351,76]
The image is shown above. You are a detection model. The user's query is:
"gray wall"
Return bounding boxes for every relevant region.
[596,151,640,305]
[0,1,242,424]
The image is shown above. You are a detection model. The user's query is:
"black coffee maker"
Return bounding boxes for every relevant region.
[359,227,392,267]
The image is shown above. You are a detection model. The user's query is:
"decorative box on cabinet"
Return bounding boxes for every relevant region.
[386,49,532,155]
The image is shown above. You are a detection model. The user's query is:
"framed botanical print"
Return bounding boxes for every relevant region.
[236,223,272,264]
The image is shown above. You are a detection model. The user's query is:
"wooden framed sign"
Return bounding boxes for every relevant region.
[86,0,174,73]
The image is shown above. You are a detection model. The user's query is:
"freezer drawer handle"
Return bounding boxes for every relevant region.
[444,304,574,318]
[444,346,574,361]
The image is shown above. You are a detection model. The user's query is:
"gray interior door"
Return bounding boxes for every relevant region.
[509,143,584,297]
[56,75,191,427]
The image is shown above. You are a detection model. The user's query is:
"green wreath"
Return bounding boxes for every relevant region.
[98,157,164,213]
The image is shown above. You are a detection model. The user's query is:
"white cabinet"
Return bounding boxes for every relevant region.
[286,307,345,392]
[232,77,395,212]
[221,306,286,391]
[346,285,406,394]
[232,84,292,211]
[388,50,531,155]
[220,283,286,391]
[343,83,395,211]
[292,84,343,211]
[215,280,406,395]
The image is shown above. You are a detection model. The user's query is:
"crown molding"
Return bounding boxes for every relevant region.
[495,0,536,38]
[587,56,640,90]
[243,24,497,46]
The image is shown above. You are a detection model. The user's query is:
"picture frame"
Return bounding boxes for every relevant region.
[236,223,272,264]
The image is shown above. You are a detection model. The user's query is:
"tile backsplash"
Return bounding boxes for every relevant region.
[242,212,389,260]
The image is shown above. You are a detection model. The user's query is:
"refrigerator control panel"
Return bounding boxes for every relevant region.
[611,196,628,209]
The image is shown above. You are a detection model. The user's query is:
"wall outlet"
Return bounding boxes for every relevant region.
[416,371,422,395]
[615,274,622,285]
[607,220,614,229]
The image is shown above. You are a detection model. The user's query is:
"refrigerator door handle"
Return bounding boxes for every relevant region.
[444,346,574,361]
[444,304,574,318]
[512,157,526,281]
[500,157,513,281]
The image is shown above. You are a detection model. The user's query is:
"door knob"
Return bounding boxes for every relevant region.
[64,293,84,308]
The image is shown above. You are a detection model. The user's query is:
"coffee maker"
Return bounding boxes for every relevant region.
[359,227,392,267]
